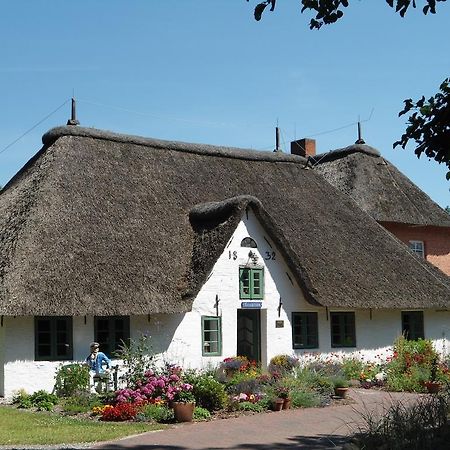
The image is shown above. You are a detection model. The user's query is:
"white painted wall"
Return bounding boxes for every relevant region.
[2,209,449,397]
[0,323,4,397]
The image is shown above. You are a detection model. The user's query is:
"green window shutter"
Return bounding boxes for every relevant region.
[239,268,251,299]
[240,268,264,300]
[251,269,264,299]
[202,316,222,356]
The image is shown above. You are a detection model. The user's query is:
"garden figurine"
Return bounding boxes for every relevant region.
[86,342,111,393]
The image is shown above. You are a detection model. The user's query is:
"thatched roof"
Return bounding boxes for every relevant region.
[0,126,448,315]
[312,144,450,227]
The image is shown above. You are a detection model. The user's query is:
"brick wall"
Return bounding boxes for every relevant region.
[380,222,450,275]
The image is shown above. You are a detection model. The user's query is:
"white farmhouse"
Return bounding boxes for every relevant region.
[0,125,448,397]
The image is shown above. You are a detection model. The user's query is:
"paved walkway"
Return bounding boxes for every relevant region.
[90,389,422,450]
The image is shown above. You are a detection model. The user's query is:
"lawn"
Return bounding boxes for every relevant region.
[0,406,165,445]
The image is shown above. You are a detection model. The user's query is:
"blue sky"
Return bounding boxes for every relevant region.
[1,1,449,207]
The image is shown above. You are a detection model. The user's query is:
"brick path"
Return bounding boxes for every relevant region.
[90,389,422,450]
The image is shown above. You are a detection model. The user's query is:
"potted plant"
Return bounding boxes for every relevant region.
[275,386,291,410]
[331,376,349,398]
[424,356,441,394]
[171,383,196,422]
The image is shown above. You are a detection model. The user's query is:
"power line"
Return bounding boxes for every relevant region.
[0,99,70,156]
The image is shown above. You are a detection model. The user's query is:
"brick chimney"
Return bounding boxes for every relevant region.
[290,138,316,157]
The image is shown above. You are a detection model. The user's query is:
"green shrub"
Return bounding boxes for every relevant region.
[294,366,334,396]
[12,390,32,409]
[255,396,272,410]
[304,360,343,377]
[184,371,228,411]
[386,336,440,392]
[193,406,211,421]
[54,363,90,397]
[341,357,364,380]
[268,354,299,374]
[14,390,59,411]
[115,333,156,388]
[330,376,349,388]
[60,393,102,415]
[136,403,174,423]
[238,401,264,412]
[291,390,321,408]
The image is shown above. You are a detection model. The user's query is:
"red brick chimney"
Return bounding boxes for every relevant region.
[290,138,316,157]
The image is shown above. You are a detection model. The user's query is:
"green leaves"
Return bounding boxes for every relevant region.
[248,1,276,21]
[394,78,450,180]
[247,1,447,28]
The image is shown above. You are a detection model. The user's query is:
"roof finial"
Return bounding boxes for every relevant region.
[273,120,283,153]
[355,120,365,144]
[67,97,80,126]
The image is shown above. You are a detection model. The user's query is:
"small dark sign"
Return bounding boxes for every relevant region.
[275,320,284,328]
[241,302,262,309]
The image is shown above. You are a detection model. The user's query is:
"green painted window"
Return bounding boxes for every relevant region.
[402,311,424,340]
[35,316,73,361]
[292,312,318,349]
[330,312,356,348]
[94,316,130,357]
[239,268,264,299]
[202,316,222,356]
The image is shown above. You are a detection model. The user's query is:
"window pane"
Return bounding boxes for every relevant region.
[208,341,219,353]
[330,312,355,347]
[38,345,51,357]
[241,237,257,248]
[57,344,69,357]
[35,317,72,361]
[202,317,221,356]
[37,320,50,332]
[292,312,318,349]
[402,311,424,340]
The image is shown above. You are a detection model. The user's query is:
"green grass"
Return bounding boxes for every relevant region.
[0,406,166,445]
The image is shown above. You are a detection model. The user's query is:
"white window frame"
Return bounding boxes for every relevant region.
[409,240,425,258]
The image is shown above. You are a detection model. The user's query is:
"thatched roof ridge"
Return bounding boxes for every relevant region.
[311,144,381,164]
[0,127,449,315]
[313,144,450,227]
[42,126,309,164]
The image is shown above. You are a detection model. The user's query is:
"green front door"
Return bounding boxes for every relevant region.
[237,309,261,363]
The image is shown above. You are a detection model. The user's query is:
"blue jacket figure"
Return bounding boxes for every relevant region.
[86,342,111,375]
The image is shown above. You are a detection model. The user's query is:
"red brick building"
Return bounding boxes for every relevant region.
[291,139,450,276]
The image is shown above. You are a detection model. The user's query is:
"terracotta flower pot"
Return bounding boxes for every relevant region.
[425,382,440,394]
[172,401,195,422]
[334,387,348,399]
[273,398,284,411]
[282,398,291,410]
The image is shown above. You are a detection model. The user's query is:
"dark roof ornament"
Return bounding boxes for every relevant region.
[273,126,283,153]
[67,97,80,126]
[355,121,365,145]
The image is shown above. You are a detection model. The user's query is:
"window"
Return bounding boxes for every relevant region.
[202,316,222,356]
[241,237,257,248]
[35,316,73,361]
[292,312,318,349]
[330,312,356,347]
[239,267,264,299]
[94,316,130,357]
[402,311,424,340]
[409,240,425,258]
